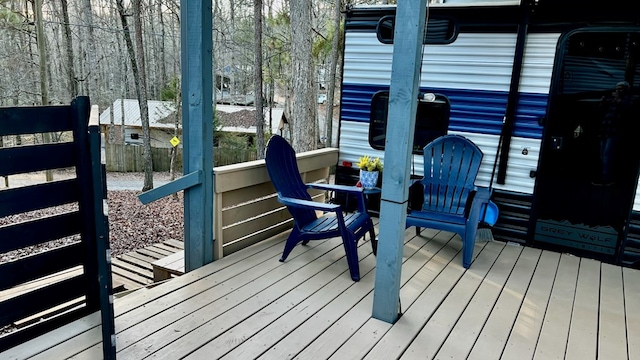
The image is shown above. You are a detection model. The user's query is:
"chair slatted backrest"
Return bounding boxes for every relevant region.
[0,97,115,358]
[265,135,317,226]
[421,134,483,216]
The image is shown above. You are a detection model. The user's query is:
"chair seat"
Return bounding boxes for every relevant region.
[302,212,370,235]
[406,210,466,226]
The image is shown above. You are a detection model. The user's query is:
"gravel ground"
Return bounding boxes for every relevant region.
[0,171,184,263]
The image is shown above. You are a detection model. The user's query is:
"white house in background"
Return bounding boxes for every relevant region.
[99,99,179,148]
[99,99,286,148]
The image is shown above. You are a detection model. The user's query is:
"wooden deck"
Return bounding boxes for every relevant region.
[3,223,639,360]
[111,240,184,292]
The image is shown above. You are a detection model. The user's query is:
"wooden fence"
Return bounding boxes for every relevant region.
[105,143,257,172]
[0,97,115,358]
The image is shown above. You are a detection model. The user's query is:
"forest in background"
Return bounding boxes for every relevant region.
[0,0,393,113]
[0,0,398,189]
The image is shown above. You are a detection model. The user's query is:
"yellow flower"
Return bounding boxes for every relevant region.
[357,155,383,172]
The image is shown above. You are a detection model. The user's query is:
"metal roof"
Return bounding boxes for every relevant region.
[99,99,283,134]
[99,99,177,129]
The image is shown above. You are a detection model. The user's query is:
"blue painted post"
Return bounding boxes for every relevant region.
[372,0,428,323]
[181,0,214,271]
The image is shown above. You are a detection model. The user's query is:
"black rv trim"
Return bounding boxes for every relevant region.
[376,15,458,44]
[497,4,531,185]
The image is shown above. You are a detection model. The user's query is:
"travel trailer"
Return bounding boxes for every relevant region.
[333,0,640,268]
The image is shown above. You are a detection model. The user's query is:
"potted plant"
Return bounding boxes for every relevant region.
[357,155,383,189]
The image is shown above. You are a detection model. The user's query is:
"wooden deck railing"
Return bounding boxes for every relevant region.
[212,147,338,259]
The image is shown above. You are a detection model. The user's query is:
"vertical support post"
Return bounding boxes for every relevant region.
[181,0,214,271]
[372,0,427,323]
[89,106,117,360]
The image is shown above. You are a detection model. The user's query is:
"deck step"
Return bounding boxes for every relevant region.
[112,240,184,293]
[152,250,185,282]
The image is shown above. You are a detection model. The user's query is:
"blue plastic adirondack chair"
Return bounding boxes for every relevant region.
[406,134,491,268]
[265,135,376,281]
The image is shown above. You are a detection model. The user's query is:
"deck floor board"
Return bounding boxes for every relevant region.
[400,240,504,360]
[533,254,580,359]
[502,250,561,360]
[345,232,464,360]
[599,263,628,360]
[2,225,638,360]
[624,267,640,360]
[467,246,542,360]
[565,257,600,360]
[434,242,523,359]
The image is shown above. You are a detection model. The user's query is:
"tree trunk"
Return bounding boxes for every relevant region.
[133,0,153,191]
[325,0,342,148]
[254,0,265,158]
[289,0,316,152]
[157,0,167,89]
[117,0,153,188]
[60,0,77,99]
[34,0,53,182]
[81,0,98,98]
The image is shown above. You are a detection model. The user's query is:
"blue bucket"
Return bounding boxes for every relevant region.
[480,201,499,226]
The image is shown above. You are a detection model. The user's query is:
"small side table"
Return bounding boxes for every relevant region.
[362,187,381,216]
[362,187,381,254]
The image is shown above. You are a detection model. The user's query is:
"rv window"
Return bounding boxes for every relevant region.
[377,16,457,44]
[369,91,450,154]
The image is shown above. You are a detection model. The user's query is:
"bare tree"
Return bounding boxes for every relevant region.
[117,0,153,189]
[254,0,265,158]
[132,0,154,191]
[289,0,316,152]
[325,0,343,147]
[59,0,77,99]
[34,0,53,181]
[81,0,99,98]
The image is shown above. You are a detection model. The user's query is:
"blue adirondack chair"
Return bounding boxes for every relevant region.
[265,135,376,281]
[406,134,491,268]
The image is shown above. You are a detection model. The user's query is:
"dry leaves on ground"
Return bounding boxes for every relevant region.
[107,190,184,256]
[0,190,184,263]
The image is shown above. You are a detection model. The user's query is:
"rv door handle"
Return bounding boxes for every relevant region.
[551,136,563,150]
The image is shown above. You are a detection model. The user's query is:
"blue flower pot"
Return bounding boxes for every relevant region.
[359,170,379,189]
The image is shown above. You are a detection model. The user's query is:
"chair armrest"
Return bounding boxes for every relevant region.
[473,186,492,203]
[467,186,492,221]
[278,195,341,213]
[307,183,368,213]
[307,183,364,195]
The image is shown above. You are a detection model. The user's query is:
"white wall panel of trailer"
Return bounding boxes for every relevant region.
[338,31,559,196]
